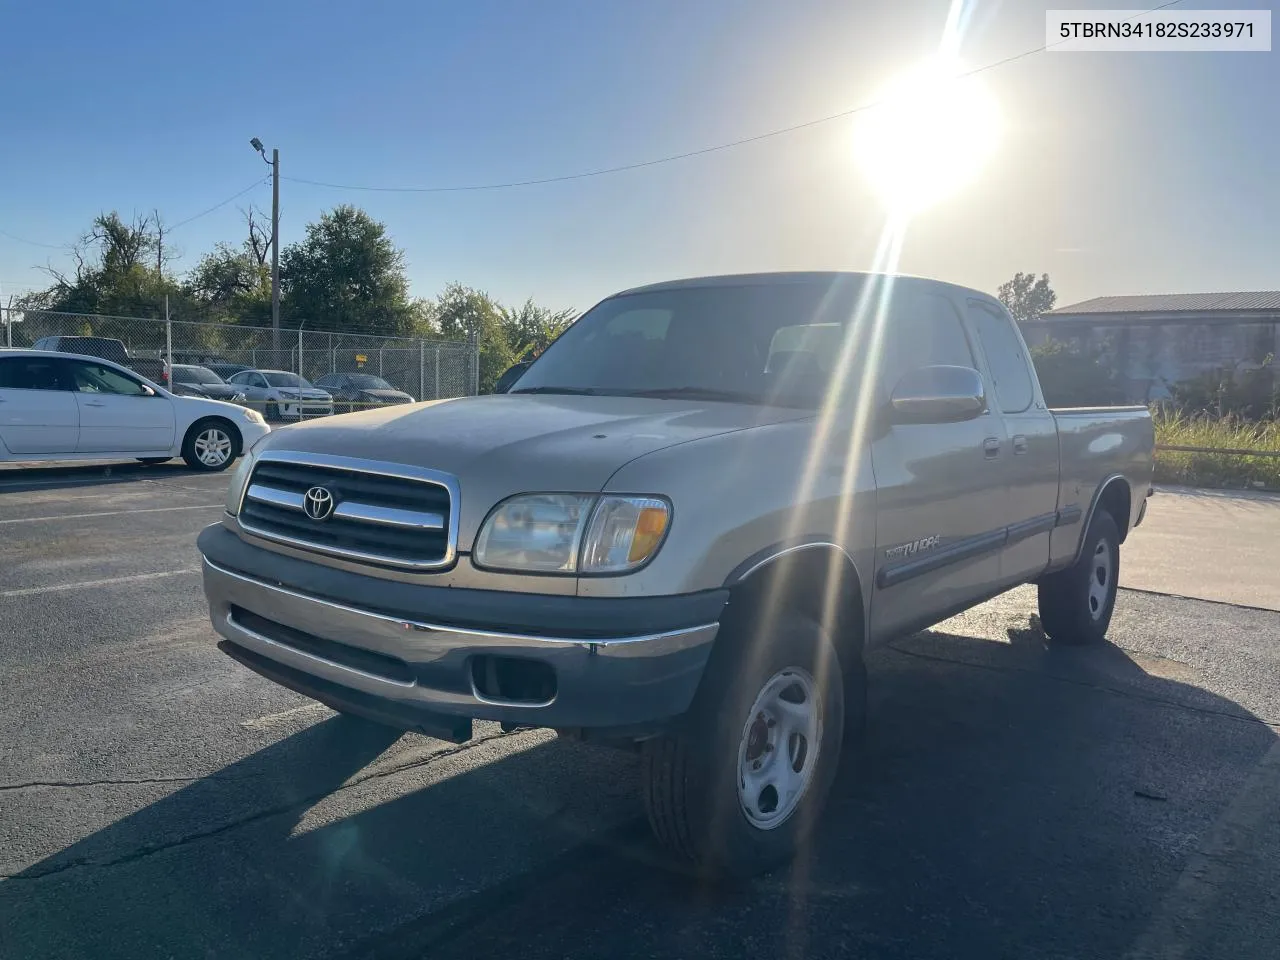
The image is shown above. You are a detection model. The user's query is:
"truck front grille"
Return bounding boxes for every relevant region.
[237,452,457,570]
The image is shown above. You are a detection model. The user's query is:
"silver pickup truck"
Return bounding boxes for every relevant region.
[198,271,1154,877]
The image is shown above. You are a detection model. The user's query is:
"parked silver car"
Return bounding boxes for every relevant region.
[225,369,333,421]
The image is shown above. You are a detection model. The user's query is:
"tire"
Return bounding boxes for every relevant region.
[136,457,171,465]
[265,401,281,422]
[181,418,241,472]
[1038,509,1120,645]
[642,611,845,879]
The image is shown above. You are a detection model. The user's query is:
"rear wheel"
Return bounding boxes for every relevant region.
[642,611,845,879]
[181,418,240,472]
[1038,509,1120,645]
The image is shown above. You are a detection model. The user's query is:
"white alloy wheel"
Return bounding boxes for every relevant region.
[194,427,232,467]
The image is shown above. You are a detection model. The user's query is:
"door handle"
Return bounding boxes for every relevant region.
[983,437,1001,459]
[1012,434,1029,455]
[84,401,106,407]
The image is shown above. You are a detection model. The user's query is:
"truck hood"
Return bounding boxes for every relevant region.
[259,394,812,548]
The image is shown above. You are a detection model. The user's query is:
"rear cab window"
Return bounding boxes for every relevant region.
[967,300,1034,413]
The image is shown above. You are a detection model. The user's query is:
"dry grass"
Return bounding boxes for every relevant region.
[1154,411,1280,490]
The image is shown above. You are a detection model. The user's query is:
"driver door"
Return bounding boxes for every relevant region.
[868,288,1008,640]
[68,360,176,453]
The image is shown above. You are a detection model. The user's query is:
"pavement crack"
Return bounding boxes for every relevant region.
[1,730,516,883]
[885,642,1280,729]
[0,775,201,793]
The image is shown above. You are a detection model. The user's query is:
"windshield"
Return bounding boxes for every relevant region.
[347,374,394,389]
[511,281,860,408]
[175,365,224,385]
[263,372,310,387]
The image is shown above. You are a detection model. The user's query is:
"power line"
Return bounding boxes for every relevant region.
[167,177,268,231]
[0,228,67,250]
[284,0,1182,196]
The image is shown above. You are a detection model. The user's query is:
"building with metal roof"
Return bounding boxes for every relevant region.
[1021,291,1280,403]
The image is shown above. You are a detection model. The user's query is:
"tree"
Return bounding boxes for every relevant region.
[36,211,190,319]
[185,242,271,323]
[500,298,575,358]
[997,272,1057,324]
[280,205,416,336]
[434,283,512,392]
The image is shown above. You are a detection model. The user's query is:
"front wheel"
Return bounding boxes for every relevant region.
[642,611,845,879]
[181,418,240,472]
[1038,509,1120,645]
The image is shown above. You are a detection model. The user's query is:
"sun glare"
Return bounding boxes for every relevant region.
[853,57,1001,214]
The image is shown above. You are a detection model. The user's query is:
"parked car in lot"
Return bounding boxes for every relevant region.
[31,335,169,387]
[312,372,415,412]
[198,271,1154,877]
[205,361,252,380]
[224,369,334,421]
[169,364,249,403]
[0,349,268,470]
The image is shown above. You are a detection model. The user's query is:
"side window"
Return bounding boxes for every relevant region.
[968,301,1034,413]
[0,358,69,390]
[69,361,149,397]
[881,291,975,396]
[251,373,269,388]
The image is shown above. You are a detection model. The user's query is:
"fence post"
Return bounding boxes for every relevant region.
[419,339,425,400]
[378,347,384,377]
[3,306,10,349]
[329,333,335,374]
[164,296,173,385]
[472,330,481,395]
[434,347,440,399]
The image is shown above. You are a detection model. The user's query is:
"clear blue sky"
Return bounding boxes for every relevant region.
[1,0,1275,312]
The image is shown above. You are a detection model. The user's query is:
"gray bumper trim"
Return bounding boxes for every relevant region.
[201,557,720,730]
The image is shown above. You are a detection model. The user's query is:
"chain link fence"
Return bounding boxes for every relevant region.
[1,307,480,403]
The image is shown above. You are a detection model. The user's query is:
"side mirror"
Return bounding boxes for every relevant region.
[890,365,986,423]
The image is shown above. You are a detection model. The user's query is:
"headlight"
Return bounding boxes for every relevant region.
[580,496,670,573]
[224,444,260,516]
[232,392,247,402]
[241,407,266,425]
[473,494,670,575]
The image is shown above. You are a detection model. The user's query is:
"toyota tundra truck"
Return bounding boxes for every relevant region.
[197,272,1154,877]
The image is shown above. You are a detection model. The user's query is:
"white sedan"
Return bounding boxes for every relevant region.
[0,350,270,471]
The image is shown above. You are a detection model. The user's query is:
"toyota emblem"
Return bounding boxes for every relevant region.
[303,486,335,521]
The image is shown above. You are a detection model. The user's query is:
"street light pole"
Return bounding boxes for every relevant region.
[249,137,281,358]
[271,148,280,350]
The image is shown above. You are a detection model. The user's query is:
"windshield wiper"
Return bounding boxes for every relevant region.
[625,386,763,403]
[509,386,602,396]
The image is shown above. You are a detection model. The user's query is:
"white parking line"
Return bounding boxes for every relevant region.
[0,568,199,599]
[0,504,223,525]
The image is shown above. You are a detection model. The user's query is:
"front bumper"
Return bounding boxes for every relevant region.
[198,525,725,737]
[279,400,333,419]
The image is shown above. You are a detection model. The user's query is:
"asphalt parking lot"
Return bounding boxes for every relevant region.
[2,465,1279,960]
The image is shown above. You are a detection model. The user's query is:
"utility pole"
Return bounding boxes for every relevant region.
[250,137,282,357]
[271,148,281,351]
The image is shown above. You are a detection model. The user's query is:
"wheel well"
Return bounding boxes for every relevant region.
[1095,479,1132,544]
[186,416,242,456]
[724,546,866,675]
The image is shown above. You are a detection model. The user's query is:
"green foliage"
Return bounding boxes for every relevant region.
[500,299,575,358]
[280,205,416,336]
[1166,357,1278,421]
[1029,338,1124,407]
[185,242,271,324]
[997,271,1057,323]
[1154,410,1280,490]
[434,283,512,393]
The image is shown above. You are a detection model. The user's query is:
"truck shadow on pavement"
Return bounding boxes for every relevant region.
[3,619,1277,960]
